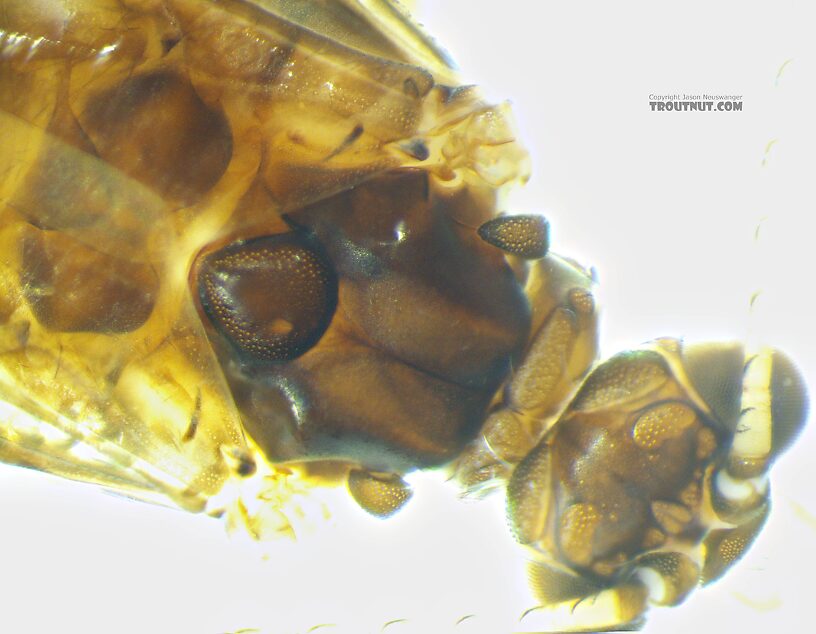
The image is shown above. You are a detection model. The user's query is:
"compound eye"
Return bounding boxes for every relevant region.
[197,234,337,362]
[770,349,809,460]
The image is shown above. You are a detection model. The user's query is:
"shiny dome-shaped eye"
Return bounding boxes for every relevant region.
[197,234,337,362]
[769,348,808,460]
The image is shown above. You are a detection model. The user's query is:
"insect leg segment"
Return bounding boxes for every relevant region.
[633,551,701,606]
[347,469,413,518]
[523,563,650,632]
[454,254,598,492]
[477,213,550,260]
[510,256,599,426]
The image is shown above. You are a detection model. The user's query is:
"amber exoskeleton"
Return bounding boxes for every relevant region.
[0,1,807,630]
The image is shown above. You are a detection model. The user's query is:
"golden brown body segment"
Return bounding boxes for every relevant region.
[0,1,808,631]
[0,0,529,513]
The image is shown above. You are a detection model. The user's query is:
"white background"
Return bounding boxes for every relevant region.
[1,1,814,633]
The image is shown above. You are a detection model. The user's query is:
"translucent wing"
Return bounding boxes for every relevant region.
[251,0,461,85]
[0,0,526,515]
[0,109,247,512]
